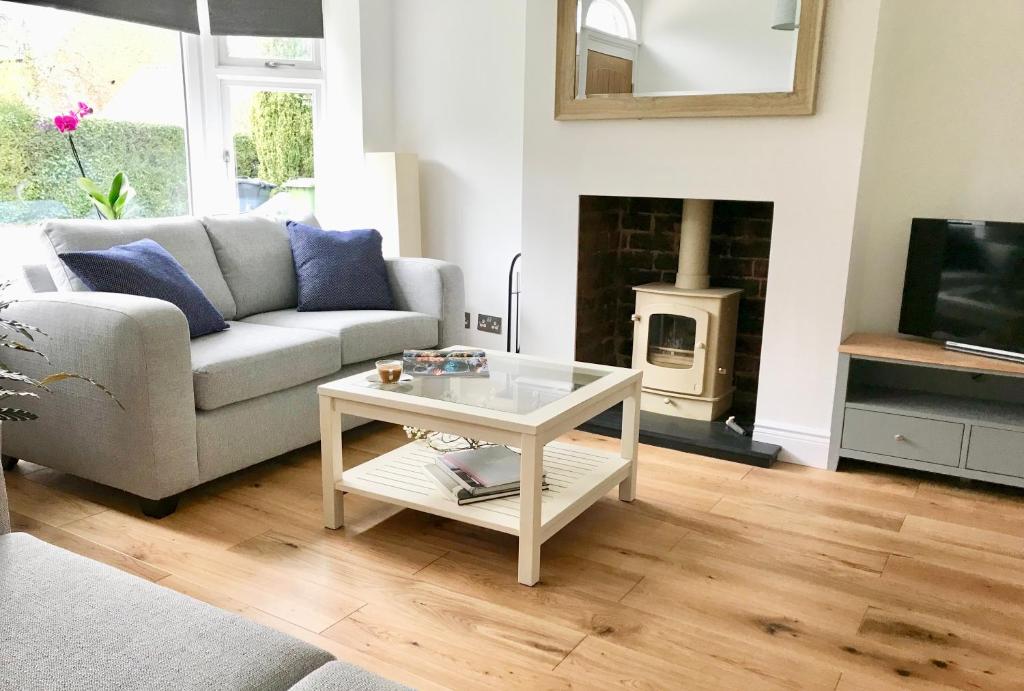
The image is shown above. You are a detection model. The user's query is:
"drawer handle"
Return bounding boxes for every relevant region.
[894,434,907,442]
[663,397,673,405]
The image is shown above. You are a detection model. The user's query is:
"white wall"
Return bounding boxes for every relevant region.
[635,0,799,95]
[390,0,527,350]
[519,0,883,466]
[319,0,387,231]
[846,0,1024,334]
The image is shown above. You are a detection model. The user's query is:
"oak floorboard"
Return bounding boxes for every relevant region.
[7,423,1024,689]
[746,466,1024,539]
[710,495,1024,586]
[4,470,108,526]
[413,549,843,689]
[857,606,1024,684]
[157,574,445,691]
[62,509,366,632]
[10,511,168,582]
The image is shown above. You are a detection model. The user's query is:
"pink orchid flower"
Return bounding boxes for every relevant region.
[76,101,93,117]
[53,112,80,134]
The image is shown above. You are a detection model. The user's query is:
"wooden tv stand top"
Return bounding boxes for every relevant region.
[839,332,1024,378]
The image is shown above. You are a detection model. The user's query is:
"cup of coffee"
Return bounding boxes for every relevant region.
[375,359,403,384]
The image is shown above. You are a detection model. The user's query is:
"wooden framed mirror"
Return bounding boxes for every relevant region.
[555,0,827,120]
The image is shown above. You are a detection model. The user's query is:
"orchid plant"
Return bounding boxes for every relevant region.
[53,101,134,220]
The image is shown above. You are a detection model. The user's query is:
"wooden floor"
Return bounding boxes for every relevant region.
[7,423,1024,690]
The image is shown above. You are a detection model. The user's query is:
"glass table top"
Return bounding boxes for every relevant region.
[350,352,612,416]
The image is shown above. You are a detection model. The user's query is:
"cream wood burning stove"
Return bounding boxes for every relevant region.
[631,200,742,421]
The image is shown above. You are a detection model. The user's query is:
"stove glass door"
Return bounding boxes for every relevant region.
[633,302,710,396]
[647,314,698,369]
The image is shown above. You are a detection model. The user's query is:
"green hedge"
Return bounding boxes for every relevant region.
[250,92,313,186]
[0,99,188,220]
[233,133,260,179]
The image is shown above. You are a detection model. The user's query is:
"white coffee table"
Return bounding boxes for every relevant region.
[318,351,642,586]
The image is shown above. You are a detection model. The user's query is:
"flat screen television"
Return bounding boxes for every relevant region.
[900,218,1024,362]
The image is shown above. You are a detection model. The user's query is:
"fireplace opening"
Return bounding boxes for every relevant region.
[575,196,778,465]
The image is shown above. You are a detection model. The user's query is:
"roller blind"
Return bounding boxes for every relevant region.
[207,0,324,38]
[8,0,200,33]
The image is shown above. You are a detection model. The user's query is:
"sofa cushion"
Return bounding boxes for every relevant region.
[202,214,299,319]
[190,321,339,411]
[290,661,410,691]
[39,217,237,320]
[0,532,333,691]
[242,309,438,365]
[287,222,396,312]
[59,239,229,339]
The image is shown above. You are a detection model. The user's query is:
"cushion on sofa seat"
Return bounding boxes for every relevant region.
[190,321,340,411]
[287,223,396,312]
[59,239,230,339]
[0,532,333,691]
[241,309,439,365]
[289,661,410,691]
[202,214,300,319]
[40,216,238,320]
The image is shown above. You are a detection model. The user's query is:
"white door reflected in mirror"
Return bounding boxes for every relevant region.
[575,0,801,99]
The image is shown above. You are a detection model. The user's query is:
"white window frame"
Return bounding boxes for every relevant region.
[215,35,323,71]
[580,0,638,41]
[218,78,324,215]
[183,0,326,216]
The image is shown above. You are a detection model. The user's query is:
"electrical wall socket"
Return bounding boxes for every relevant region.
[464,312,471,329]
[477,314,503,334]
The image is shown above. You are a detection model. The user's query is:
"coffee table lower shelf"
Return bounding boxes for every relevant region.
[337,441,630,542]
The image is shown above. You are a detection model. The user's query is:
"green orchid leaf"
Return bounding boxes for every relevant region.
[77,177,106,198]
[108,172,125,207]
[40,372,124,410]
[0,408,37,422]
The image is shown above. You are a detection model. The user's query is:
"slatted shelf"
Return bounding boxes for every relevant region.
[338,441,631,539]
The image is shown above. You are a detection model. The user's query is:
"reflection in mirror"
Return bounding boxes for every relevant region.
[575,0,801,99]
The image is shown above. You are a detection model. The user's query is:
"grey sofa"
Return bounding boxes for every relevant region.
[1,214,463,516]
[0,466,406,690]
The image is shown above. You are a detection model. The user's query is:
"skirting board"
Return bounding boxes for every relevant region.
[753,421,831,468]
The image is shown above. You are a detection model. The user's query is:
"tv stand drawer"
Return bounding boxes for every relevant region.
[966,427,1024,478]
[842,409,964,466]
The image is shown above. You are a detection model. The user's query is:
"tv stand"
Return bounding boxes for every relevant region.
[945,340,1024,365]
[829,333,1024,488]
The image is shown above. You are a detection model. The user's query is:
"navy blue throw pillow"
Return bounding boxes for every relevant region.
[286,222,395,312]
[59,239,229,338]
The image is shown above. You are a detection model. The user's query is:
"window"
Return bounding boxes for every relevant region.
[225,85,316,218]
[584,0,637,40]
[0,6,190,224]
[218,36,319,68]
[0,2,190,279]
[0,2,325,282]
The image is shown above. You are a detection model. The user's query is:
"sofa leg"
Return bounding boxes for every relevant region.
[139,495,180,519]
[1,455,18,471]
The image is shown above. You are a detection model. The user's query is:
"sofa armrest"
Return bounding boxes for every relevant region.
[0,464,9,534]
[22,264,57,293]
[1,292,199,500]
[385,258,465,348]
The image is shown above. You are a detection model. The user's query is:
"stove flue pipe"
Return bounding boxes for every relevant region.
[676,199,714,290]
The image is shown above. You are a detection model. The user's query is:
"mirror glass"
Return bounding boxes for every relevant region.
[575,0,801,99]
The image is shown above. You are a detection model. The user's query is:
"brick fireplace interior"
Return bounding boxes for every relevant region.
[575,196,773,422]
